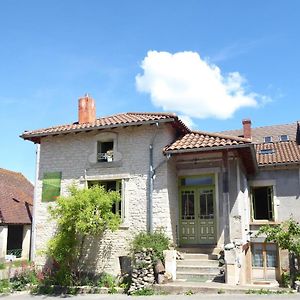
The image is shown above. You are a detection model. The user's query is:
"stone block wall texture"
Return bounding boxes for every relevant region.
[34,123,176,274]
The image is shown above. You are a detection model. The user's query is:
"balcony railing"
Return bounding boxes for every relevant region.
[97,152,114,162]
[7,249,22,258]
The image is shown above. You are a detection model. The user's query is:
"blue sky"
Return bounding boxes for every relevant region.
[0,0,299,181]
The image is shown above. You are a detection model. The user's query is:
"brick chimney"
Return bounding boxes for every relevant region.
[78,94,96,124]
[242,119,252,139]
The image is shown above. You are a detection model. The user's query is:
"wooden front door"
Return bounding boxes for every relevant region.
[180,187,216,245]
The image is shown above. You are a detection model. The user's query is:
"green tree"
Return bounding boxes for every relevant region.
[47,185,121,285]
[257,219,300,256]
[257,218,300,286]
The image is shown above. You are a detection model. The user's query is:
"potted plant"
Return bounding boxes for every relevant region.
[106,150,114,162]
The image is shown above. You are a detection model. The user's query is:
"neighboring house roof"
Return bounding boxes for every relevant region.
[21,112,190,143]
[164,131,251,153]
[220,122,298,143]
[255,141,300,166]
[220,121,300,167]
[0,168,33,224]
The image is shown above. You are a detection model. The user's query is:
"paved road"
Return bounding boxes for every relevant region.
[1,293,300,300]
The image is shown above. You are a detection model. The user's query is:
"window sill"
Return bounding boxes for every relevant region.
[119,223,130,230]
[90,161,122,168]
[250,221,280,226]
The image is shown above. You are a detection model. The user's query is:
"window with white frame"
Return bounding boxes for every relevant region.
[279,135,289,142]
[263,136,272,143]
[251,186,274,221]
[97,141,114,162]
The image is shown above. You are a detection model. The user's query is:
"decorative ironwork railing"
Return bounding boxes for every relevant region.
[7,249,22,258]
[97,152,114,162]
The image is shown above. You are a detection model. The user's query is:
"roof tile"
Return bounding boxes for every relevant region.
[0,168,33,224]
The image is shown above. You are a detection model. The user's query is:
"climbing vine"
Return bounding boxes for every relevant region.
[47,185,121,285]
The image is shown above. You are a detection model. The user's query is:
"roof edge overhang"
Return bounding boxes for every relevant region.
[21,117,187,144]
[258,161,300,168]
[164,143,258,174]
[164,143,251,155]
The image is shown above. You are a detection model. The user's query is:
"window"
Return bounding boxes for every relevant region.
[251,186,274,221]
[279,135,289,142]
[263,136,272,143]
[180,176,213,187]
[88,180,122,215]
[97,141,114,162]
[252,243,278,268]
[259,149,275,155]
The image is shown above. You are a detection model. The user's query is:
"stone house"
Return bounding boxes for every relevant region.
[21,95,300,285]
[0,168,33,260]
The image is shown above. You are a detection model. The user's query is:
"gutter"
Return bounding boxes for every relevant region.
[20,118,179,142]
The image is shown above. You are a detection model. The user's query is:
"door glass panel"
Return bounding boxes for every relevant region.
[266,244,277,267]
[181,191,195,220]
[252,244,263,267]
[200,190,214,219]
[207,192,214,217]
[181,176,213,186]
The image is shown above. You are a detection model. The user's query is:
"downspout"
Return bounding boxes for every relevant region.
[30,144,40,261]
[148,122,159,233]
[222,149,230,244]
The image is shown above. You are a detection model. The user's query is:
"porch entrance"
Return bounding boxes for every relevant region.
[179,175,216,245]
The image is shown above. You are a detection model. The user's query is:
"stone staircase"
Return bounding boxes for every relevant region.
[177,247,224,283]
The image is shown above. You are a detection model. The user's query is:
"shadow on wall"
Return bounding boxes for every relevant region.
[80,234,113,274]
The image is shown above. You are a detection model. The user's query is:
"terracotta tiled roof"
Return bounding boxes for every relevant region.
[164,131,251,153]
[21,112,189,143]
[220,122,298,143]
[255,141,300,165]
[0,168,33,224]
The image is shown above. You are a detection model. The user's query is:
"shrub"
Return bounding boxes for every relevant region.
[131,287,155,296]
[0,279,10,293]
[46,185,121,286]
[10,269,38,291]
[131,230,170,262]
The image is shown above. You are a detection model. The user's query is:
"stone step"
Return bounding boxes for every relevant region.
[177,258,219,267]
[176,271,218,282]
[182,253,218,260]
[179,246,221,255]
[177,265,220,274]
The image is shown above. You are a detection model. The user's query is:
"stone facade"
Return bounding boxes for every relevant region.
[34,123,177,274]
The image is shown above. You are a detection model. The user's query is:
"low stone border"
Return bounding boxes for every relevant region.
[32,285,125,295]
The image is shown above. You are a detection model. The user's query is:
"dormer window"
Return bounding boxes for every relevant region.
[279,135,289,142]
[97,141,114,162]
[263,136,272,143]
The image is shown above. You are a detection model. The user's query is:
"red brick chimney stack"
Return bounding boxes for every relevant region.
[242,119,252,139]
[78,94,96,124]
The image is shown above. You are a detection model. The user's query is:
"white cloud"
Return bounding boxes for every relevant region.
[136,51,267,120]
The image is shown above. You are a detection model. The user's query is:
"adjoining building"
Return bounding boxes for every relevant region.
[0,168,33,260]
[21,95,300,285]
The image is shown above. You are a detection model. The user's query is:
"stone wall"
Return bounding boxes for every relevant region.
[34,123,177,275]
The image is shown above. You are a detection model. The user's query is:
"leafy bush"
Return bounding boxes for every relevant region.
[0,280,10,293]
[131,230,170,262]
[97,272,117,289]
[46,185,121,286]
[10,269,38,291]
[281,271,290,288]
[0,263,5,270]
[131,287,155,296]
